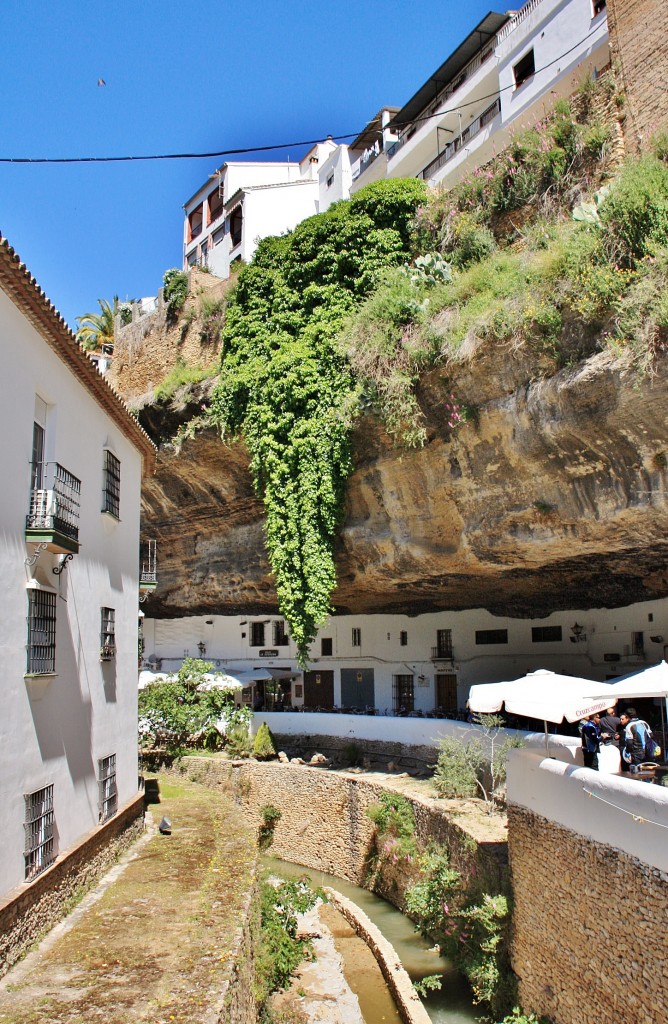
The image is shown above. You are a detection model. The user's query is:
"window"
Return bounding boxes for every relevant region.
[273,620,288,646]
[592,0,606,14]
[326,174,334,188]
[208,188,224,224]
[400,630,408,646]
[250,621,265,647]
[98,755,117,822]
[633,631,644,655]
[102,450,121,518]
[435,629,453,658]
[31,420,45,491]
[351,628,361,647]
[392,674,414,713]
[188,206,203,241]
[513,49,535,88]
[24,785,55,881]
[475,629,508,645]
[230,205,243,247]
[532,626,562,643]
[27,587,56,674]
[321,637,333,656]
[100,607,116,659]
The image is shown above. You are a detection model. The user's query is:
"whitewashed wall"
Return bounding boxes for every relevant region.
[0,287,143,898]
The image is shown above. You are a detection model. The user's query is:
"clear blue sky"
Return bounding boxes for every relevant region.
[0,0,495,328]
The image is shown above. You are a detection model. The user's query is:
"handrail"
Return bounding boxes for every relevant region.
[496,0,543,43]
[419,97,500,180]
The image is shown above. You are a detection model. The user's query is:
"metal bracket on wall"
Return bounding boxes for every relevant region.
[52,553,74,576]
[25,542,49,567]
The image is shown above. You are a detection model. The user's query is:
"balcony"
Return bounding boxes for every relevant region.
[139,539,157,596]
[431,645,454,662]
[419,97,501,181]
[26,463,81,554]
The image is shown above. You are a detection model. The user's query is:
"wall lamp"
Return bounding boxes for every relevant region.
[197,641,207,657]
[570,623,587,643]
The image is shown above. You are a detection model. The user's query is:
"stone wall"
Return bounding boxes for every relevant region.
[509,805,668,1024]
[0,793,145,976]
[219,876,260,1024]
[179,758,508,899]
[607,0,668,150]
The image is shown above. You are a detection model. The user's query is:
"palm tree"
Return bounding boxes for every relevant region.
[75,297,118,352]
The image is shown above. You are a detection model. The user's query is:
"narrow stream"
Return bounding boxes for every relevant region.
[263,857,477,1024]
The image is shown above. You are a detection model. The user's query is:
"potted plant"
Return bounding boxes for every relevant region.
[100,644,116,662]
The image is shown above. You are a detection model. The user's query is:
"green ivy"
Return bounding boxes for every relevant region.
[210,179,426,663]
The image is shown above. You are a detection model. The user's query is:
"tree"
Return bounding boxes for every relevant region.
[75,296,132,351]
[433,715,523,809]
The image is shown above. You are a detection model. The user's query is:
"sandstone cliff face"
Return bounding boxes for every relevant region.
[140,338,668,620]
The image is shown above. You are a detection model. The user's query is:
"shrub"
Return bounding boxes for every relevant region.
[366,791,417,858]
[163,268,189,321]
[253,722,278,760]
[433,715,522,808]
[258,804,282,850]
[255,879,319,1003]
[601,156,668,265]
[226,723,253,758]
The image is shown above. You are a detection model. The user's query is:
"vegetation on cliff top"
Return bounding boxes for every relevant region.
[181,75,668,664]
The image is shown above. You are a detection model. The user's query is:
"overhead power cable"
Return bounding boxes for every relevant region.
[0,28,607,165]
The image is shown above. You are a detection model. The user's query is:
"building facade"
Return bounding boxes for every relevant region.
[142,595,668,720]
[0,237,154,902]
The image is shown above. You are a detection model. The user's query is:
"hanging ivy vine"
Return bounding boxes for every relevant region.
[209,179,426,663]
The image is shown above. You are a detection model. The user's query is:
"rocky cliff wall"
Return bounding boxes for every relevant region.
[141,342,668,620]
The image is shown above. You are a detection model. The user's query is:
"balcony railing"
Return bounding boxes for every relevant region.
[496,0,543,44]
[388,41,497,162]
[418,97,501,180]
[26,462,81,552]
[431,645,454,661]
[140,539,158,591]
[352,143,382,181]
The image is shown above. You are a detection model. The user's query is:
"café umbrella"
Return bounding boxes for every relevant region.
[468,669,619,755]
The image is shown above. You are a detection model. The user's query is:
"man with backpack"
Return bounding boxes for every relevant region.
[622,707,660,772]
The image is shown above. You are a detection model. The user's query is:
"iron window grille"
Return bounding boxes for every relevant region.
[98,755,117,822]
[24,785,55,881]
[27,588,56,674]
[250,621,265,647]
[321,637,333,657]
[352,628,361,647]
[272,620,289,646]
[475,629,508,645]
[392,674,415,713]
[102,450,121,518]
[100,607,116,659]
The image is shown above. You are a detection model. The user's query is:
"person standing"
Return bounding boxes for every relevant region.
[617,710,631,772]
[599,706,621,746]
[581,713,602,771]
[623,707,650,772]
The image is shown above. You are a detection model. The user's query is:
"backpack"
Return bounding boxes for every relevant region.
[641,721,661,762]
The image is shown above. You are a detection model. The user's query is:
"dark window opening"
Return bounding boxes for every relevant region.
[352,628,361,647]
[393,674,414,713]
[513,49,535,88]
[98,754,117,822]
[321,637,333,656]
[273,620,288,646]
[400,630,408,646]
[435,629,453,658]
[230,206,243,247]
[593,0,606,14]
[102,450,121,518]
[250,621,265,647]
[24,785,55,881]
[532,626,563,643]
[633,631,644,655]
[188,206,203,241]
[475,629,508,645]
[208,189,224,224]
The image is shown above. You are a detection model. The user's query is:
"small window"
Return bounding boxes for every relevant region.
[532,626,562,643]
[436,629,453,658]
[230,206,243,247]
[102,450,121,518]
[98,755,117,822]
[273,620,288,646]
[27,587,56,674]
[101,608,116,659]
[326,174,334,188]
[513,48,535,88]
[321,637,333,656]
[475,629,508,645]
[352,628,361,647]
[592,0,606,14]
[24,785,55,881]
[400,630,408,646]
[250,621,265,647]
[633,631,644,655]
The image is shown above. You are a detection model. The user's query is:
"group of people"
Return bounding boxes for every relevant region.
[580,706,661,772]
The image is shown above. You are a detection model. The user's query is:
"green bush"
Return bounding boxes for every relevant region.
[256,879,319,1002]
[258,804,282,849]
[253,722,278,760]
[601,156,668,265]
[366,791,417,858]
[163,268,189,321]
[153,359,216,403]
[226,723,253,758]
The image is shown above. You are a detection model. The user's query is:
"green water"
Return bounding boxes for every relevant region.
[263,856,477,1024]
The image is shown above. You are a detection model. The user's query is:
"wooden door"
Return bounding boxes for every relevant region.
[303,670,334,709]
[436,673,458,712]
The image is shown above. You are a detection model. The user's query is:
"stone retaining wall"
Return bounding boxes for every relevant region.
[325,888,431,1024]
[219,871,260,1024]
[0,792,145,976]
[607,0,668,151]
[179,758,507,901]
[509,805,668,1024]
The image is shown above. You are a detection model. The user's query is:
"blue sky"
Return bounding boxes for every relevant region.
[0,0,494,328]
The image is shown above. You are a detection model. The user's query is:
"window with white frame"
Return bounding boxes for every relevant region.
[513,49,535,88]
[351,627,361,647]
[273,620,288,646]
[98,755,117,822]
[250,621,265,647]
[24,785,55,881]
[27,587,56,674]
[102,450,121,518]
[100,608,116,659]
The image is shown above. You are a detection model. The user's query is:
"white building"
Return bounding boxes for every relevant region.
[142,595,668,720]
[0,237,155,902]
[351,0,609,193]
[183,141,337,278]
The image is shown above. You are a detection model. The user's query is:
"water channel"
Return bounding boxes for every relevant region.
[264,857,477,1024]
